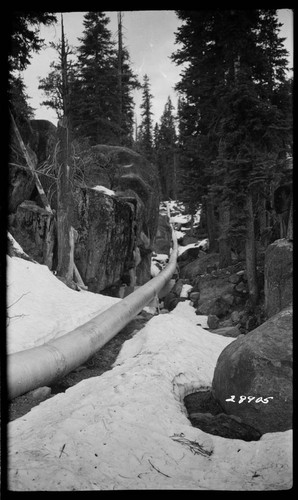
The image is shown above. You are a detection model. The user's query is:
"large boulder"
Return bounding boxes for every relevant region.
[79,145,160,286]
[29,119,57,164]
[180,252,219,280]
[180,234,198,246]
[212,306,293,434]
[195,273,235,317]
[8,164,36,213]
[8,201,56,269]
[264,238,293,319]
[73,188,134,293]
[178,246,203,263]
[8,142,160,293]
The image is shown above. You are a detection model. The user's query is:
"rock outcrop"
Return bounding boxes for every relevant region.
[8,135,160,294]
[264,238,293,319]
[212,306,293,434]
[29,119,57,164]
[72,188,134,293]
[180,252,220,280]
[8,164,36,214]
[78,144,160,287]
[8,201,56,269]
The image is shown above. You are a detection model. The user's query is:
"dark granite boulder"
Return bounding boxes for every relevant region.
[79,145,160,286]
[73,188,134,293]
[212,306,293,434]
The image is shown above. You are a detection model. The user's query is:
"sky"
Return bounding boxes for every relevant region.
[7,228,292,489]
[22,9,293,128]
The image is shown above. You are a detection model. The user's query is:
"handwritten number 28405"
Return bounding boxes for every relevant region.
[225,395,274,404]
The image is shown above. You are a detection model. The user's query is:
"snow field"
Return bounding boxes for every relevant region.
[7,221,292,490]
[6,255,120,354]
[8,282,292,490]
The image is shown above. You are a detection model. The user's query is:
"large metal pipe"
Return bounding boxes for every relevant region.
[7,227,178,400]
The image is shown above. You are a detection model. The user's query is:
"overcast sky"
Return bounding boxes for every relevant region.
[22,9,293,128]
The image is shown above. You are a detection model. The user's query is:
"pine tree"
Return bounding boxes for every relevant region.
[176,95,206,216]
[38,39,76,120]
[117,47,141,147]
[172,10,292,300]
[137,74,154,161]
[8,12,57,124]
[8,12,57,73]
[210,10,291,295]
[154,96,177,200]
[67,12,139,146]
[70,12,118,144]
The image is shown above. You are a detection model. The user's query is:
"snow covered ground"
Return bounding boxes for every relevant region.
[160,200,201,230]
[178,238,209,257]
[6,254,292,490]
[6,255,120,354]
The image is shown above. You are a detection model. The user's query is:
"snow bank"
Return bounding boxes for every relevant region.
[92,185,115,196]
[180,283,193,298]
[178,238,209,257]
[6,256,120,354]
[8,305,292,490]
[175,229,187,239]
[170,213,191,224]
[151,260,162,277]
[170,300,209,329]
[7,256,292,491]
[151,253,169,277]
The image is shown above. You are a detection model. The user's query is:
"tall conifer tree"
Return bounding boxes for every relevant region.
[172,9,292,300]
[71,12,118,144]
[8,12,57,125]
[154,96,177,199]
[137,74,154,160]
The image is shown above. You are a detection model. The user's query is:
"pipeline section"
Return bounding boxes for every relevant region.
[7,226,178,400]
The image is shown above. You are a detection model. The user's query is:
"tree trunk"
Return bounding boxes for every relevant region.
[258,194,267,236]
[118,11,123,144]
[245,192,258,306]
[188,214,194,236]
[56,120,73,280]
[43,215,56,269]
[218,199,231,268]
[205,196,218,252]
[286,199,293,240]
[172,151,177,200]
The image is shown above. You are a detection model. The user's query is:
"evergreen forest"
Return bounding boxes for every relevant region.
[7,10,293,309]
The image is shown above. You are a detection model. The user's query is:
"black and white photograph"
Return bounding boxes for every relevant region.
[5,8,293,491]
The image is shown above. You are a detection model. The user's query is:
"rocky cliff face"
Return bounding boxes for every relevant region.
[8,201,56,269]
[83,144,160,286]
[29,119,57,164]
[72,187,134,293]
[8,121,160,294]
